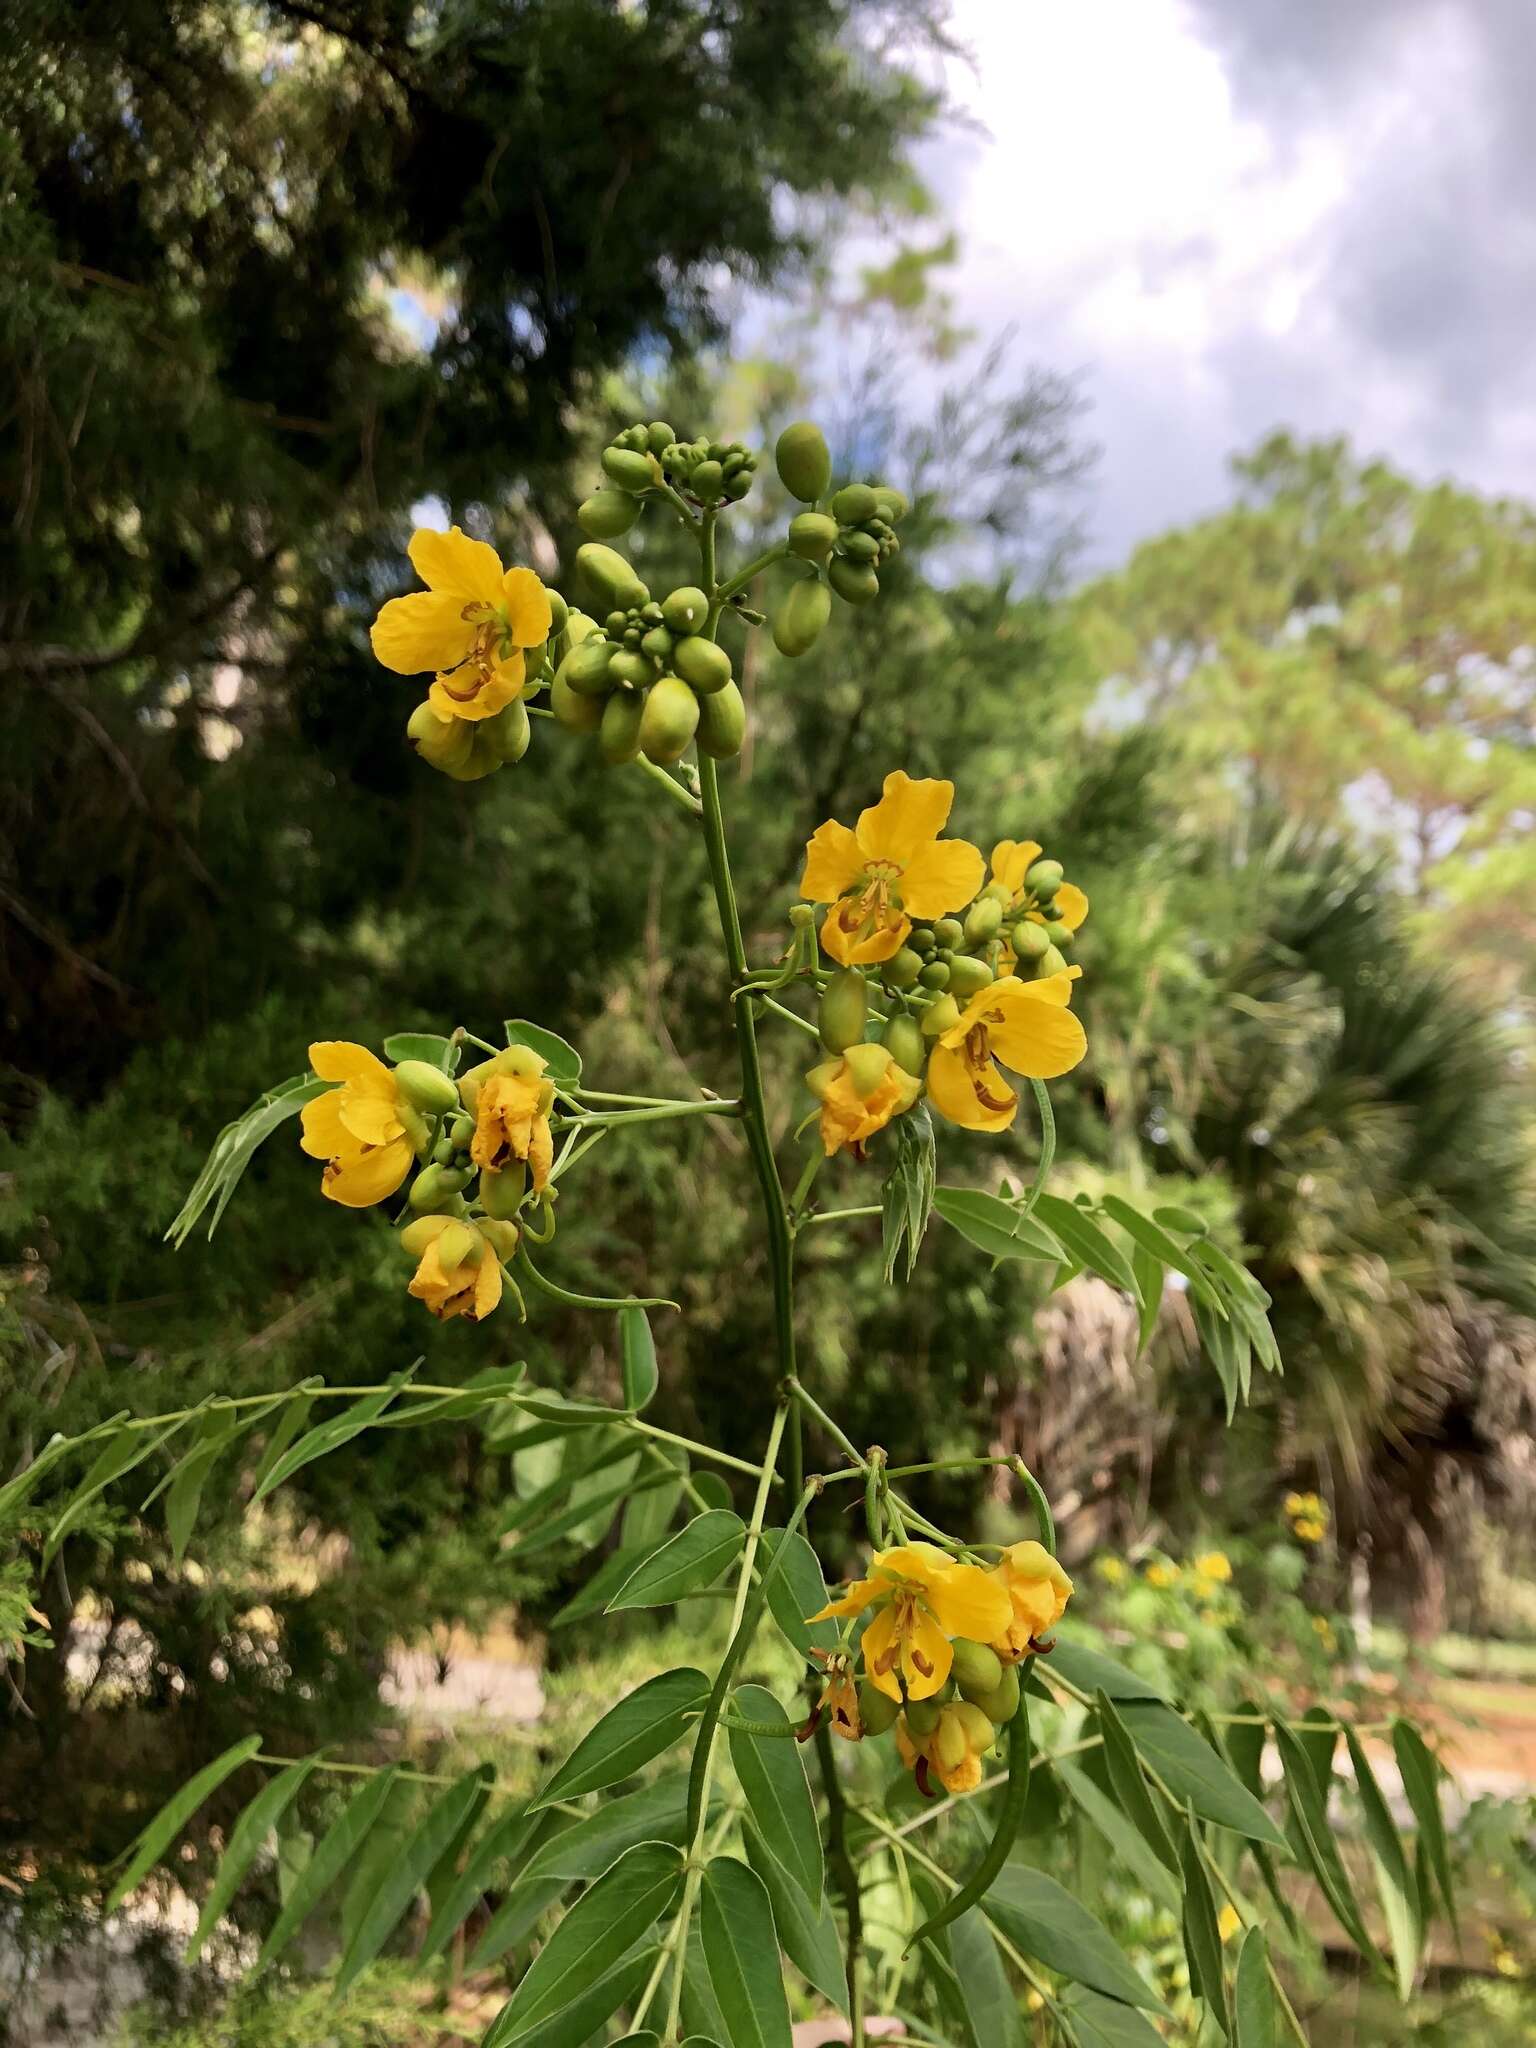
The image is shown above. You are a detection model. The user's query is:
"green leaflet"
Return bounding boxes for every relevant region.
[727,1685,822,1906]
[333,1768,490,1995]
[1117,1703,1288,1848]
[607,1509,745,1610]
[757,1526,837,1654]
[251,1371,416,1504]
[933,1185,1068,1265]
[742,1824,846,2014]
[700,1856,792,2048]
[532,1667,709,1808]
[186,1756,319,1962]
[106,1735,263,1912]
[503,1018,582,1085]
[1178,1819,1231,2038]
[950,1906,1025,2048]
[1056,1762,1180,1912]
[1233,1927,1277,2048]
[982,1861,1166,2012]
[256,1767,400,1970]
[1344,1726,1421,1999]
[1273,1717,1375,1961]
[165,1072,330,1248]
[1392,1718,1457,1933]
[620,1304,659,1410]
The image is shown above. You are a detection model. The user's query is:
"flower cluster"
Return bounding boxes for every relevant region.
[806,1539,1072,1796]
[799,771,1089,1151]
[298,1039,556,1322]
[1285,1491,1329,1544]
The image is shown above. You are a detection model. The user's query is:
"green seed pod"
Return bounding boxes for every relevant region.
[576,542,648,613]
[933,918,965,949]
[951,1639,1004,1703]
[690,458,724,499]
[872,486,909,525]
[775,420,832,503]
[608,648,655,689]
[883,947,923,991]
[1011,919,1050,961]
[640,625,675,662]
[773,578,831,657]
[918,960,951,991]
[831,482,879,525]
[1037,943,1068,978]
[786,511,838,563]
[972,1663,1021,1726]
[882,1013,926,1078]
[482,699,531,764]
[599,689,646,764]
[646,420,675,455]
[406,700,473,771]
[841,529,880,563]
[480,1160,527,1220]
[920,993,961,1038]
[557,636,616,698]
[408,1162,473,1212]
[673,635,733,695]
[639,676,701,764]
[546,590,569,635]
[818,968,869,1053]
[394,1059,460,1117]
[903,1697,943,1739]
[1026,858,1064,898]
[661,585,710,635]
[601,446,655,493]
[859,1682,900,1737]
[550,670,603,733]
[964,897,1004,945]
[479,1218,520,1262]
[578,489,640,540]
[695,679,747,759]
[439,731,503,781]
[947,955,995,1001]
[827,555,879,606]
[449,1112,476,1150]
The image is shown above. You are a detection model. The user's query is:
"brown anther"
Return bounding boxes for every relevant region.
[910,1649,934,1678]
[795,1707,823,1744]
[914,1756,937,1800]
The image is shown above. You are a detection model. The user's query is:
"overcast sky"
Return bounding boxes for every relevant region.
[914,0,1536,568]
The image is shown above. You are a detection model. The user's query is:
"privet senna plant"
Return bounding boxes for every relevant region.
[21,420,1461,2045]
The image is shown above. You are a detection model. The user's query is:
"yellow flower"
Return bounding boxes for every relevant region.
[810,1541,1011,1703]
[804,1043,921,1158]
[1293,1517,1327,1545]
[990,839,1091,967]
[1144,1561,1180,1589]
[990,1540,1074,1663]
[371,526,552,723]
[468,1051,556,1195]
[800,772,985,967]
[896,1700,997,1797]
[1095,1556,1127,1584]
[405,1216,503,1322]
[926,974,1087,1132]
[1194,1550,1232,1584]
[298,1041,417,1207]
[1217,1904,1243,1945]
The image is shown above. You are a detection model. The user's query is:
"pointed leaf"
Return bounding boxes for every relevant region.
[1046,1639,1168,1704]
[1179,1820,1230,2037]
[334,1768,489,1995]
[727,1686,822,1906]
[256,1767,399,1969]
[742,1825,846,2014]
[621,1306,659,1411]
[533,1668,709,1809]
[1033,1194,1143,1299]
[1096,1690,1178,1871]
[106,1736,262,1911]
[1392,1719,1456,1933]
[1060,1986,1167,2048]
[700,1855,792,2048]
[503,1019,582,1085]
[491,1948,657,2048]
[607,1510,745,1611]
[1057,1763,1180,1912]
[624,1445,687,1548]
[1098,1194,1222,1306]
[186,1757,319,1962]
[421,1803,542,1963]
[46,1416,194,1569]
[934,1186,1068,1265]
[1343,1728,1419,2000]
[383,1032,458,1069]
[757,1527,837,1654]
[1233,1927,1276,2048]
[983,1862,1165,2011]
[1119,1704,1288,1848]
[163,1407,261,1563]
[550,1540,666,1627]
[1130,1244,1164,1356]
[252,1373,415,1504]
[527,1772,711,1885]
[1274,1718,1374,1959]
[950,1906,1025,2048]
[248,1386,320,1498]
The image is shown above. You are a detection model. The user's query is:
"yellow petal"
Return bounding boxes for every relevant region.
[527,1114,553,1195]
[985,983,1089,1081]
[428,651,524,722]
[925,1043,1018,1133]
[809,1574,883,1623]
[990,839,1041,895]
[925,1561,1013,1643]
[408,524,506,604]
[899,836,986,919]
[860,1603,905,1701]
[321,1133,413,1208]
[370,590,474,676]
[819,906,909,967]
[900,1606,953,1700]
[873,1542,956,1591]
[471,1245,503,1320]
[298,1088,351,1160]
[800,820,866,903]
[500,566,552,647]
[856,772,954,865]
[337,1092,404,1147]
[1053,882,1089,932]
[309,1041,393,1086]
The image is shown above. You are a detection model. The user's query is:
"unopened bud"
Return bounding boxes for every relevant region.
[1037,944,1068,978]
[920,994,961,1038]
[601,446,655,494]
[935,1710,968,1771]
[882,1015,926,1078]
[947,956,995,1001]
[479,1219,520,1262]
[480,1161,527,1221]
[858,1682,900,1736]
[831,483,879,525]
[973,1664,1021,1725]
[661,585,710,635]
[775,421,832,504]
[953,1701,996,1750]
[842,1041,892,1101]
[1026,858,1064,898]
[409,1163,473,1212]
[786,511,838,563]
[904,1698,942,1738]
[789,903,816,931]
[951,1639,1004,1702]
[964,897,1003,945]
[434,1219,480,1272]
[578,488,641,539]
[883,947,923,991]
[1011,920,1051,961]
[818,969,869,1053]
[918,960,950,991]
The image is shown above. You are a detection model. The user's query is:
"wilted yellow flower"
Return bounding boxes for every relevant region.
[804,1043,920,1157]
[800,772,984,967]
[1194,1550,1232,1584]
[467,1048,555,1194]
[926,974,1087,1132]
[809,1649,862,1741]
[299,1041,417,1207]
[896,1700,996,1797]
[371,526,551,723]
[406,1216,503,1322]
[1311,1615,1336,1651]
[810,1542,1010,1703]
[990,1540,1074,1663]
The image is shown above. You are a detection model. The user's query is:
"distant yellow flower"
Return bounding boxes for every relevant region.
[896,1700,996,1797]
[406,1216,503,1322]
[1217,1904,1243,1944]
[990,1540,1074,1663]
[371,526,551,723]
[468,1050,555,1195]
[299,1041,416,1207]
[800,772,984,967]
[1293,1518,1327,1545]
[1095,1556,1127,1584]
[926,974,1087,1132]
[1145,1561,1180,1589]
[1194,1551,1232,1584]
[804,1043,920,1157]
[810,1542,1011,1703]
[1311,1615,1336,1651]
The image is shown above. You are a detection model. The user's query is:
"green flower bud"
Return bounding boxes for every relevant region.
[449,1112,476,1149]
[599,689,646,764]
[918,960,951,991]
[858,1681,900,1737]
[947,956,995,1001]
[482,699,531,764]
[786,512,838,563]
[646,420,675,455]
[883,946,924,991]
[828,556,879,606]
[723,470,753,502]
[1049,922,1073,950]
[406,699,472,770]
[1041,902,1065,922]
[661,585,710,635]
[480,1160,527,1220]
[920,993,961,1038]
[775,421,832,503]
[972,1663,1021,1726]
[790,902,816,931]
[909,926,936,954]
[673,635,732,695]
[639,626,675,663]
[951,1639,1004,1703]
[1011,920,1050,961]
[578,488,641,539]
[408,1162,473,1212]
[690,459,724,499]
[546,591,569,635]
[695,680,746,759]
[1026,858,1064,898]
[933,918,965,949]
[394,1059,460,1117]
[601,446,655,493]
[1152,1205,1208,1236]
[903,1697,943,1738]
[439,731,503,781]
[818,968,869,1054]
[639,676,701,764]
[431,1134,454,1166]
[550,670,603,733]
[576,542,648,613]
[871,486,909,525]
[841,529,880,563]
[773,578,831,657]
[1037,943,1068,978]
[964,897,1004,945]
[608,648,655,690]
[882,1014,926,1078]
[830,483,879,525]
[556,636,616,698]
